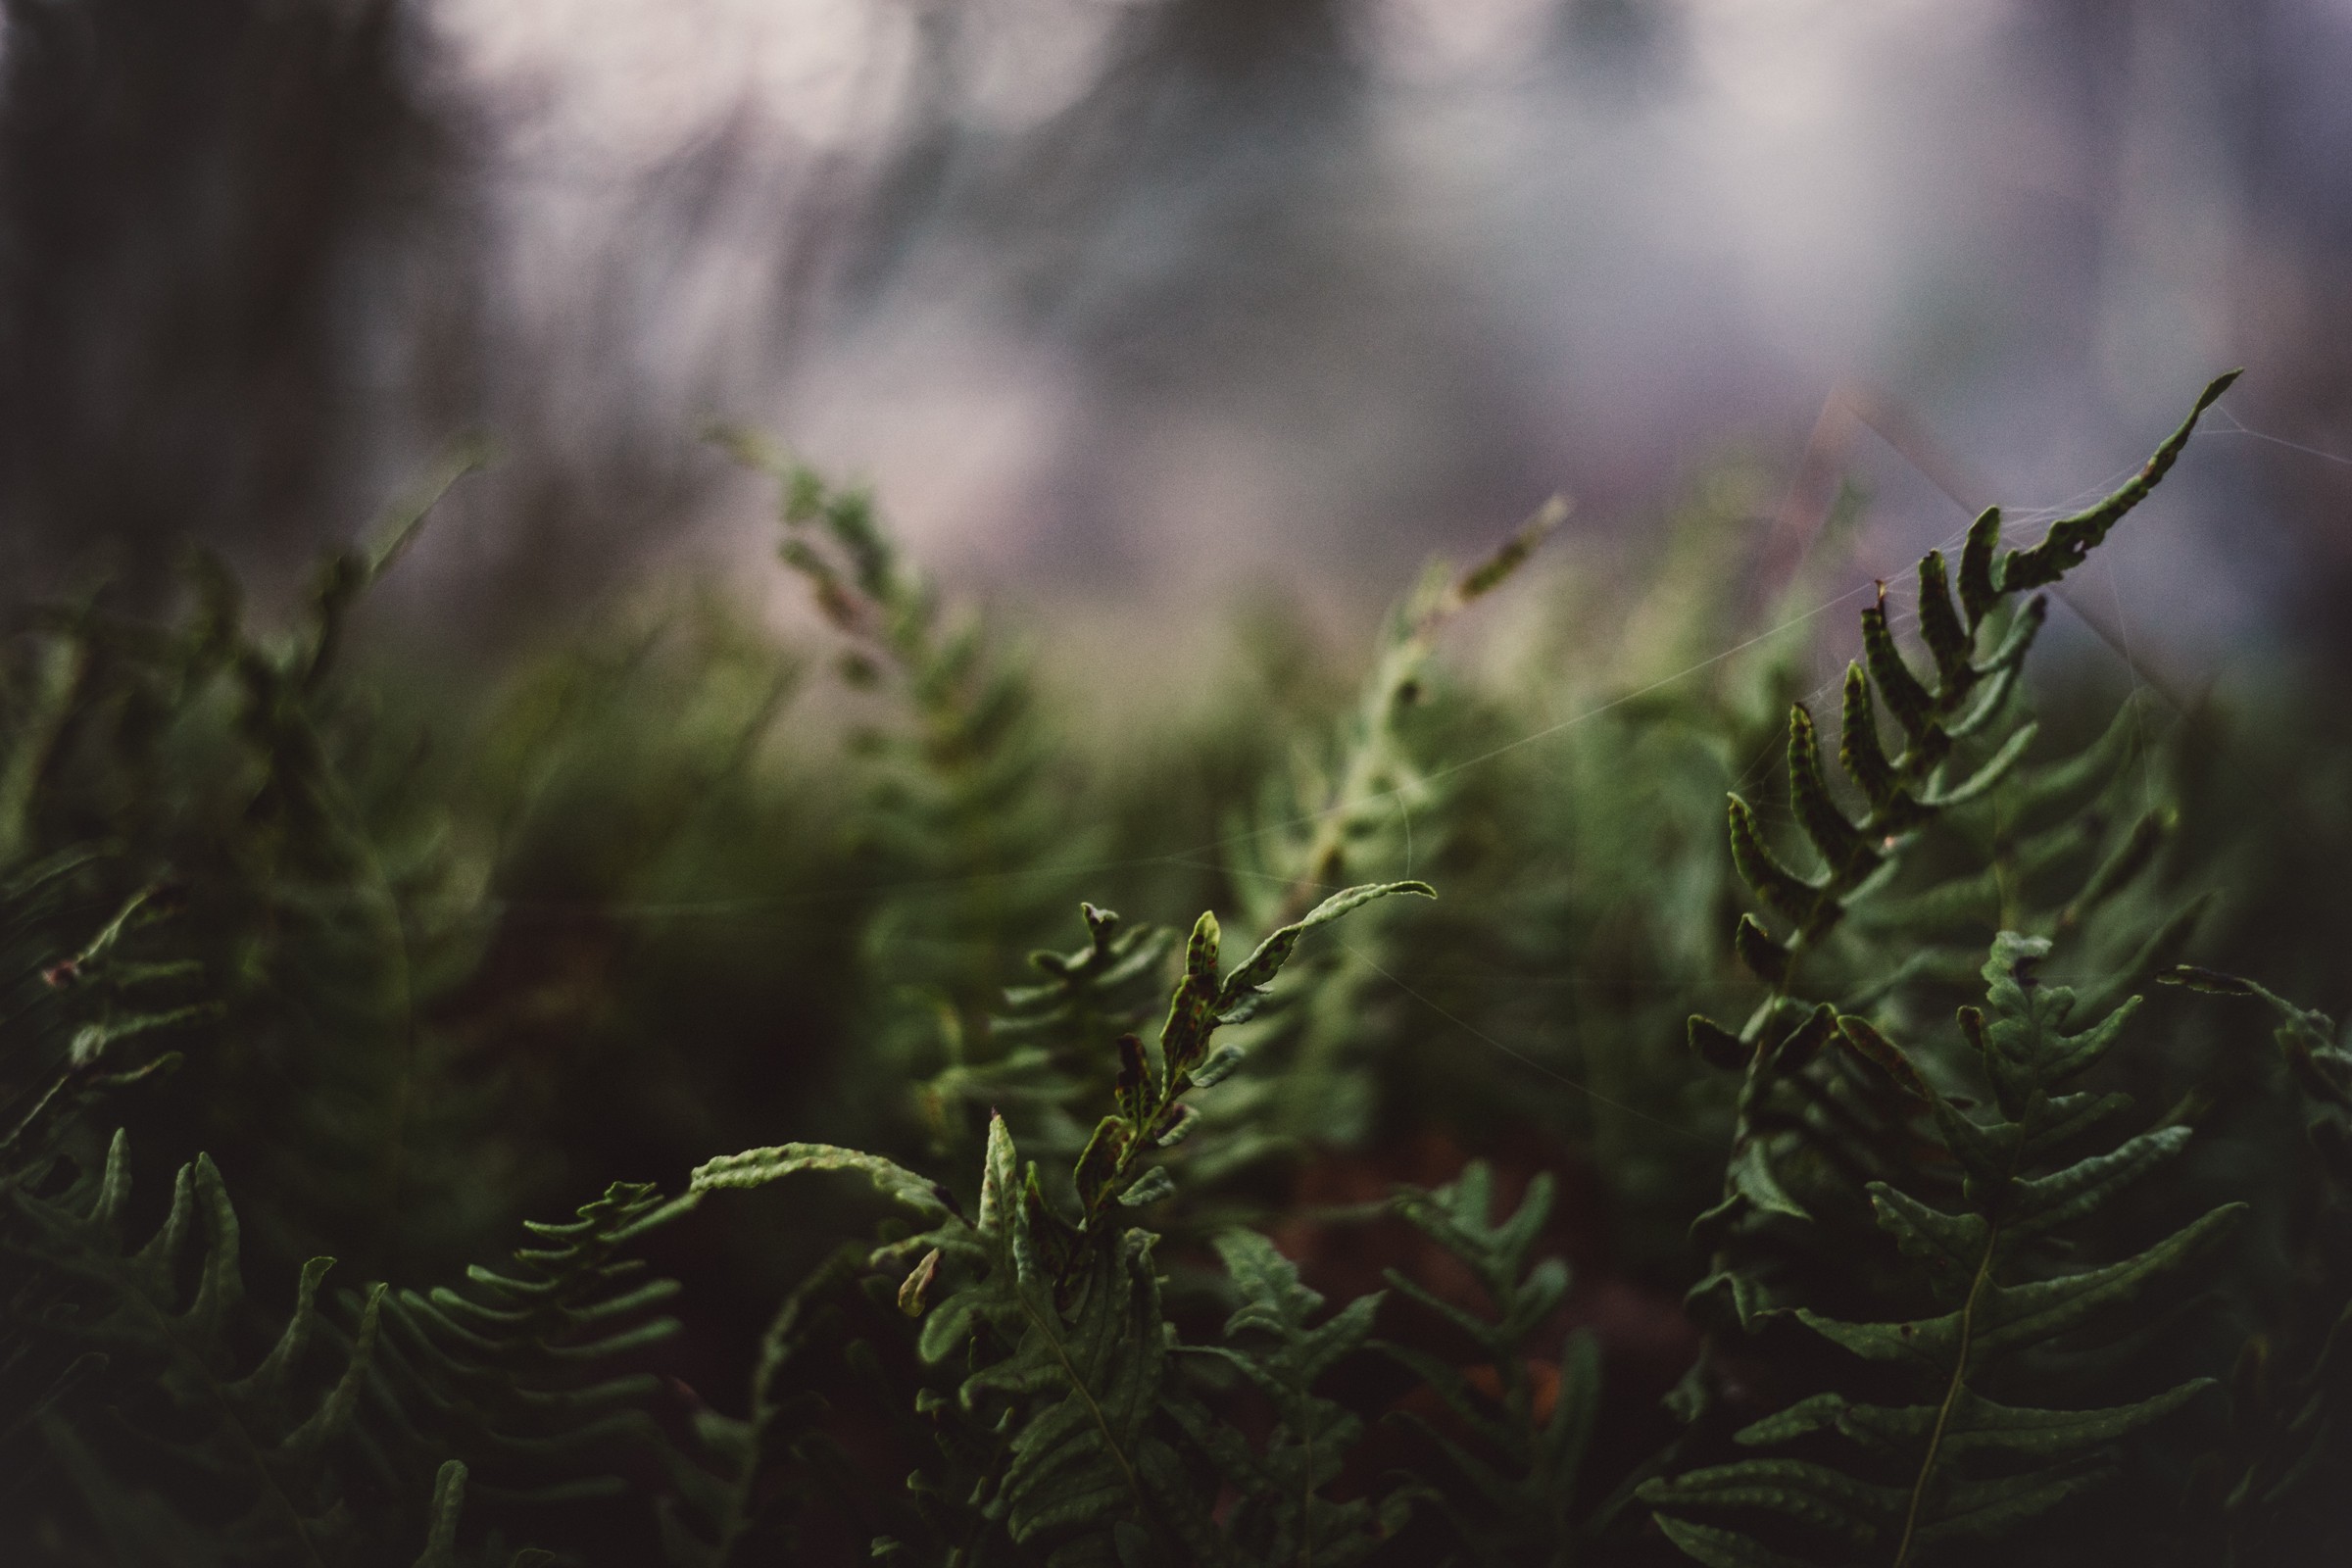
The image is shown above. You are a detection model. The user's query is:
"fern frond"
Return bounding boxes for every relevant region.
[923,902,1180,1162]
[1681,377,2233,1378]
[1161,1229,1391,1567]
[1205,508,1558,1165]
[1713,372,2234,1009]
[2158,967,2352,1560]
[722,445,1078,1158]
[0,498,507,1282]
[1237,501,1565,928]
[1377,1161,1602,1566]
[363,1181,700,1518]
[5,1132,396,1562]
[687,882,1425,1563]
[1646,935,2244,1566]
[1,872,205,1177]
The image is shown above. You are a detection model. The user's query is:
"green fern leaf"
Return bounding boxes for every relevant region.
[9,1133,398,1561]
[1377,1162,1602,1564]
[1160,1230,1386,1565]
[1995,370,2238,592]
[1648,935,2241,1566]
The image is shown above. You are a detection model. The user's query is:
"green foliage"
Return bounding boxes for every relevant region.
[0,445,505,1284]
[2159,967,2352,1562]
[364,1182,699,1515]
[13,368,2352,1568]
[714,435,1076,1157]
[3,1112,705,1563]
[1705,372,2236,1016]
[927,904,1180,1162]
[1645,936,2242,1565]
[1165,1229,1394,1567]
[1205,504,1565,1163]
[0,869,204,1186]
[1677,379,2233,1393]
[7,1135,388,1562]
[683,880,1427,1565]
[1379,1164,1601,1566]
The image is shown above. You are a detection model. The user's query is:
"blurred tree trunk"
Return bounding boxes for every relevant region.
[0,0,479,600]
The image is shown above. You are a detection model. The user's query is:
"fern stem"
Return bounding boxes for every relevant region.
[1892,1195,2013,1565]
[1012,1280,1149,1524]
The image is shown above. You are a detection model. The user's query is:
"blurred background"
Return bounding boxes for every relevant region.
[4,0,2347,662]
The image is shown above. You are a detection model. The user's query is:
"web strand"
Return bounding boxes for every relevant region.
[2206,407,2352,468]
[1336,940,1719,1148]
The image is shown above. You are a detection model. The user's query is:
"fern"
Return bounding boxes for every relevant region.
[1679,374,2235,1374]
[929,903,1179,1163]
[12,1140,739,1565]
[410,1461,558,1568]
[3,1127,587,1565]
[361,1181,702,1540]
[10,363,2343,1568]
[0,871,206,1177]
[1160,1228,1395,1567]
[2160,967,2352,1562]
[1229,502,1565,929]
[1379,1162,1602,1567]
[5,1132,392,1562]
[1705,370,2235,1016]
[715,436,1077,1154]
[0,449,500,1281]
[684,880,1429,1564]
[1643,934,2244,1566]
[1200,505,1561,1169]
[208,482,502,1276]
